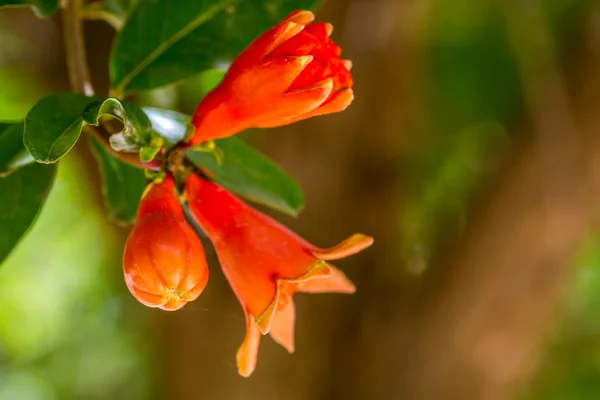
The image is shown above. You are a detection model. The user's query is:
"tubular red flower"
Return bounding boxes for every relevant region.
[185,174,372,377]
[190,10,354,145]
[123,176,209,311]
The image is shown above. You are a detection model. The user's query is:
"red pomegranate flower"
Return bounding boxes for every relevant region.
[123,176,209,311]
[189,10,354,145]
[185,174,372,376]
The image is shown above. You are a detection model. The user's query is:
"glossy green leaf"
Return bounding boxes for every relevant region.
[83,98,163,162]
[0,162,56,265]
[143,107,191,146]
[24,93,94,163]
[88,137,146,224]
[110,0,319,94]
[0,0,59,17]
[0,121,34,176]
[187,137,304,216]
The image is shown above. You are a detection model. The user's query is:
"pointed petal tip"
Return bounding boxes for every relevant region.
[311,233,374,261]
[236,355,255,378]
[301,88,354,120]
[280,343,295,354]
[236,313,261,377]
[342,59,353,71]
[337,88,355,111]
[318,77,335,91]
[269,300,296,354]
[249,20,306,60]
[284,10,315,25]
[325,23,334,36]
[295,54,314,70]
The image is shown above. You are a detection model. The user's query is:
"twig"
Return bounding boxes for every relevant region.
[61,0,94,96]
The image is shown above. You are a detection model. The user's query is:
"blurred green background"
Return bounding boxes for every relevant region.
[2,0,600,399]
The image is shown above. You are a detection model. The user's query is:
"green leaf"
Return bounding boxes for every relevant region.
[24,93,94,164]
[110,0,319,94]
[187,137,304,216]
[0,121,34,176]
[88,137,146,224]
[83,98,163,162]
[0,0,59,17]
[143,107,191,146]
[0,162,56,265]
[0,122,15,133]
[178,68,227,108]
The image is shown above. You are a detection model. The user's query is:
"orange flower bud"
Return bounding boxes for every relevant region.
[185,174,372,376]
[190,10,354,145]
[123,176,208,311]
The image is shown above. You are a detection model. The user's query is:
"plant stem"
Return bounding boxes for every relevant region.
[60,0,161,171]
[62,0,94,96]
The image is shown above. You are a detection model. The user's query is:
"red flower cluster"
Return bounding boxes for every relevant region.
[185,175,372,376]
[122,10,371,377]
[123,176,208,311]
[190,10,354,145]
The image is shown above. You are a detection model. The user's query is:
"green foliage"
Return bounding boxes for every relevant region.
[24,93,94,163]
[0,155,152,399]
[137,105,304,216]
[187,137,304,216]
[83,98,163,162]
[88,137,146,224]
[0,0,58,17]
[0,162,56,265]
[9,0,316,245]
[0,121,32,176]
[110,0,318,94]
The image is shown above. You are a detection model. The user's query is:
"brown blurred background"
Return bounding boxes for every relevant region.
[3,0,600,399]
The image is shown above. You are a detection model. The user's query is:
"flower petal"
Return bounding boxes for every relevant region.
[299,265,356,294]
[304,88,354,120]
[311,233,373,261]
[255,261,331,334]
[161,297,187,311]
[288,259,332,282]
[255,78,333,128]
[127,284,169,308]
[233,55,314,100]
[283,10,315,25]
[255,290,280,335]
[229,19,306,71]
[304,22,333,42]
[269,296,296,353]
[236,312,262,378]
[190,56,314,143]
